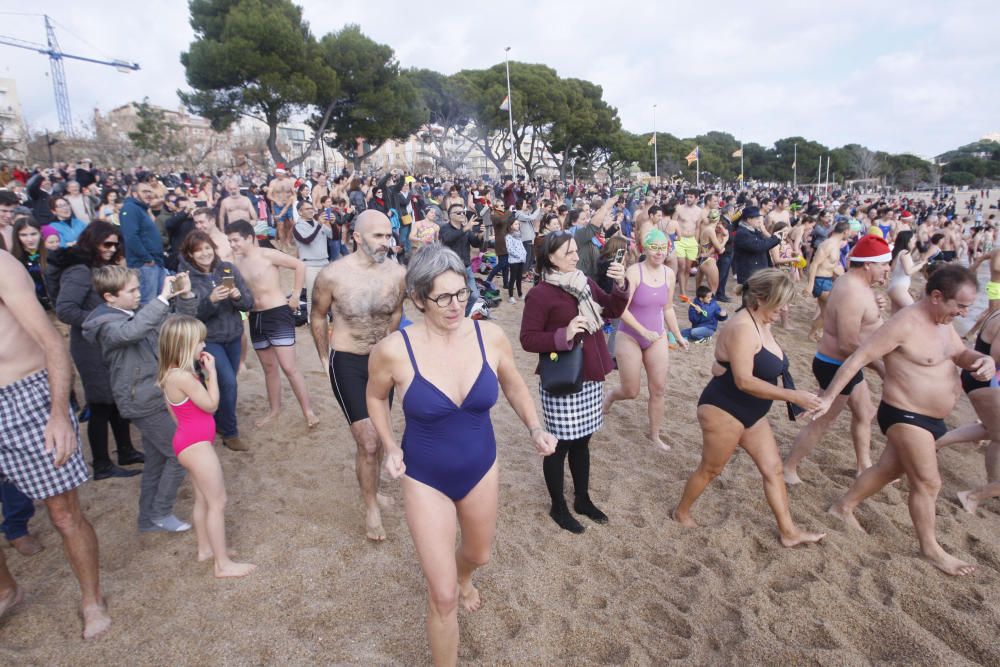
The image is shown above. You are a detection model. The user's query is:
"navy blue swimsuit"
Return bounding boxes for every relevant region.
[400,321,499,501]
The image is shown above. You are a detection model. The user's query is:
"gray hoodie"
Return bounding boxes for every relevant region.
[81,295,199,420]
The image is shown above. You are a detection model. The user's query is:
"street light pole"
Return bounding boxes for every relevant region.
[504,47,516,181]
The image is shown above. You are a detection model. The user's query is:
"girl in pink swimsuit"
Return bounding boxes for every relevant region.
[158,315,256,579]
[604,229,689,451]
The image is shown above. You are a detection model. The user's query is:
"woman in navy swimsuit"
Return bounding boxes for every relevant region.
[367,245,556,667]
[674,269,827,548]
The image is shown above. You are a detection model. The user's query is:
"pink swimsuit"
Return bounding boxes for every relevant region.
[617,264,669,350]
[169,396,216,456]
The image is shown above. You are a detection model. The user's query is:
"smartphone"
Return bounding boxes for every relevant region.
[614,248,626,264]
[222,276,235,289]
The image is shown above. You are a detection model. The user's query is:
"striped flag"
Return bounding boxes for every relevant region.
[685,146,699,165]
[499,95,510,111]
[732,148,743,158]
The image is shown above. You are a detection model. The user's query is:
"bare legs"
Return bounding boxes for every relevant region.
[674,405,825,547]
[829,424,975,576]
[956,390,1000,513]
[350,418,387,541]
[253,344,318,428]
[808,293,829,341]
[179,442,255,578]
[602,335,671,451]
[404,466,498,667]
[784,382,874,484]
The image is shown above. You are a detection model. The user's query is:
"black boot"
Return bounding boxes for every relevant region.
[568,436,607,523]
[574,494,608,524]
[549,500,585,534]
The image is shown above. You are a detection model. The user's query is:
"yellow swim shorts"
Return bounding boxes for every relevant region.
[988,281,1000,301]
[675,235,699,261]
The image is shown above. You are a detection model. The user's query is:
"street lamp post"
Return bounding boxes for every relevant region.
[504,47,516,181]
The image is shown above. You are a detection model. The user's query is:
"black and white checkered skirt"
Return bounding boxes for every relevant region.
[539,381,604,440]
[0,370,89,499]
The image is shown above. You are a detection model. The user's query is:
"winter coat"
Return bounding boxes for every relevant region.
[54,255,115,404]
[177,257,254,344]
[120,196,164,267]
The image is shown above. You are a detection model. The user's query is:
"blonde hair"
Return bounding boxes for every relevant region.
[92,265,139,299]
[737,268,796,311]
[157,315,207,387]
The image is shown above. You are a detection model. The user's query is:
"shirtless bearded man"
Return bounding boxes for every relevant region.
[267,167,295,247]
[0,252,110,638]
[226,220,317,428]
[217,177,258,231]
[784,235,891,484]
[804,221,849,340]
[817,264,994,576]
[310,211,406,541]
[672,189,702,297]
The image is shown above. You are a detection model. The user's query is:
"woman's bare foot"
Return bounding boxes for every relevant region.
[458,580,482,612]
[779,530,826,548]
[957,490,980,514]
[923,549,976,576]
[81,600,111,640]
[254,410,281,428]
[648,433,671,452]
[828,503,865,531]
[783,468,804,485]
[0,585,24,620]
[305,410,320,428]
[672,508,698,528]
[366,506,386,542]
[214,561,257,579]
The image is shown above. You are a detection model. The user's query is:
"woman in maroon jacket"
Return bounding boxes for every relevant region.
[520,232,629,533]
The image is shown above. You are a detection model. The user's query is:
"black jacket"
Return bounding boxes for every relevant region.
[732,224,780,285]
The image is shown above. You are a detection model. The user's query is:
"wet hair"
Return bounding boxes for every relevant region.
[536,230,576,275]
[224,219,255,239]
[925,264,977,299]
[92,264,138,299]
[180,231,219,271]
[737,268,796,311]
[75,220,124,267]
[405,244,466,310]
[157,315,208,388]
[892,230,915,262]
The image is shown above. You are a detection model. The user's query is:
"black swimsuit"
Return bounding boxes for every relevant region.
[698,314,789,428]
[961,312,998,394]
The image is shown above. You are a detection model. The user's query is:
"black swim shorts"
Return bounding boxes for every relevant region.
[249,305,296,350]
[329,350,392,424]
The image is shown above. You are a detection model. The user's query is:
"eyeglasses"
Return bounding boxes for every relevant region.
[646,243,670,252]
[101,241,119,249]
[427,288,471,307]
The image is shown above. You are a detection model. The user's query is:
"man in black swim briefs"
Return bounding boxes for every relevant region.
[813,264,994,577]
[310,211,406,542]
[785,235,892,484]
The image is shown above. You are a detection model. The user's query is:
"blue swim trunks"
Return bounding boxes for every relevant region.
[812,276,834,298]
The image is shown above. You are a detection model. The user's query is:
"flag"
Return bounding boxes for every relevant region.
[499,95,510,111]
[685,147,699,166]
[648,135,656,146]
[737,172,744,181]
[732,148,743,158]
[791,159,797,169]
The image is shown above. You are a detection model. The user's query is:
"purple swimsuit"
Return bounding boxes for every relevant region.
[618,264,669,350]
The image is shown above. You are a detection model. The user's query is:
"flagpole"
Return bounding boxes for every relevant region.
[652,104,658,181]
[696,147,700,188]
[793,143,797,190]
[504,47,516,181]
[740,143,744,187]
[817,158,822,189]
[825,155,831,192]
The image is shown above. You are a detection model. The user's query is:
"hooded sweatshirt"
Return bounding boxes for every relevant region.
[177,256,254,343]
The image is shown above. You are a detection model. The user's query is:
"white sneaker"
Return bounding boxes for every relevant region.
[152,514,192,532]
[509,297,517,304]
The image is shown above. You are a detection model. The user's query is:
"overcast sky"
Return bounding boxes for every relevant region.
[2,1,998,159]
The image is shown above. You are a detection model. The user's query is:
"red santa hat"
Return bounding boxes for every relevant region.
[900,210,914,221]
[849,234,892,263]
[275,163,287,174]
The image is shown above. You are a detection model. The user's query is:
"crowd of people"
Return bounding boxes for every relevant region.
[0,158,998,665]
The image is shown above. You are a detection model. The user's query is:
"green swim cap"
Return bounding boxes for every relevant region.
[644,228,668,246]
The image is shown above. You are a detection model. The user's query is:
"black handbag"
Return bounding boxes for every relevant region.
[538,343,584,396]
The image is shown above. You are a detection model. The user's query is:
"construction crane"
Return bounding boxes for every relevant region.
[0,14,140,136]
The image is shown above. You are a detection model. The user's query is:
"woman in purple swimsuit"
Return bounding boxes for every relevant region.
[604,228,688,451]
[367,244,555,667]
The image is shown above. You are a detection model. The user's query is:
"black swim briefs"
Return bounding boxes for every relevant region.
[812,354,864,397]
[876,401,946,441]
[329,350,392,424]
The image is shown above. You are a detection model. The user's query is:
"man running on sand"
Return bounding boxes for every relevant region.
[784,235,891,484]
[0,252,110,639]
[815,264,994,576]
[310,211,406,541]
[226,220,317,428]
[217,177,258,231]
[672,189,702,297]
[804,221,849,341]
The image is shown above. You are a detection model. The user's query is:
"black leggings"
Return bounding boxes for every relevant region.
[87,402,135,468]
[508,262,524,297]
[542,434,593,507]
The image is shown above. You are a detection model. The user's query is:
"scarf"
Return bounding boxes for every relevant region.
[543,269,604,335]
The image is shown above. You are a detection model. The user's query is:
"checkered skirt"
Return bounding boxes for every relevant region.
[539,380,604,440]
[0,370,89,499]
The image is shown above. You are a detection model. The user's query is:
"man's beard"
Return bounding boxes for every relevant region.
[361,238,388,263]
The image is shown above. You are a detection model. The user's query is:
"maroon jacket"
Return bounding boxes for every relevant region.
[520,279,629,383]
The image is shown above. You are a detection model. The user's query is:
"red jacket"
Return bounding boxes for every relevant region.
[519,279,629,382]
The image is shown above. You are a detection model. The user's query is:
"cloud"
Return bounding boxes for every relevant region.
[1,0,997,158]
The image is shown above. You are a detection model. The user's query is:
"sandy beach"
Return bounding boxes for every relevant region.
[4,193,1000,664]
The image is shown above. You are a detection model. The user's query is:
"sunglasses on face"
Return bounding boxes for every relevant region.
[101,241,119,249]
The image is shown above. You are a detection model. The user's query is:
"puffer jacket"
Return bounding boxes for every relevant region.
[177,256,254,343]
[81,295,199,420]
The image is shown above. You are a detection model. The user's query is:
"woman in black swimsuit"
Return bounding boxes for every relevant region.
[674,269,827,547]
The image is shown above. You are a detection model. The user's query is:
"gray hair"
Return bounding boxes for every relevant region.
[405,244,466,305]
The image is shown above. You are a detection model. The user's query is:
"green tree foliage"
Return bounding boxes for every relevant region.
[315,25,426,169]
[408,68,476,173]
[128,98,184,159]
[179,0,337,167]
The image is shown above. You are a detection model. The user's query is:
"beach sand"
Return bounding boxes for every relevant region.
[4,192,1000,664]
